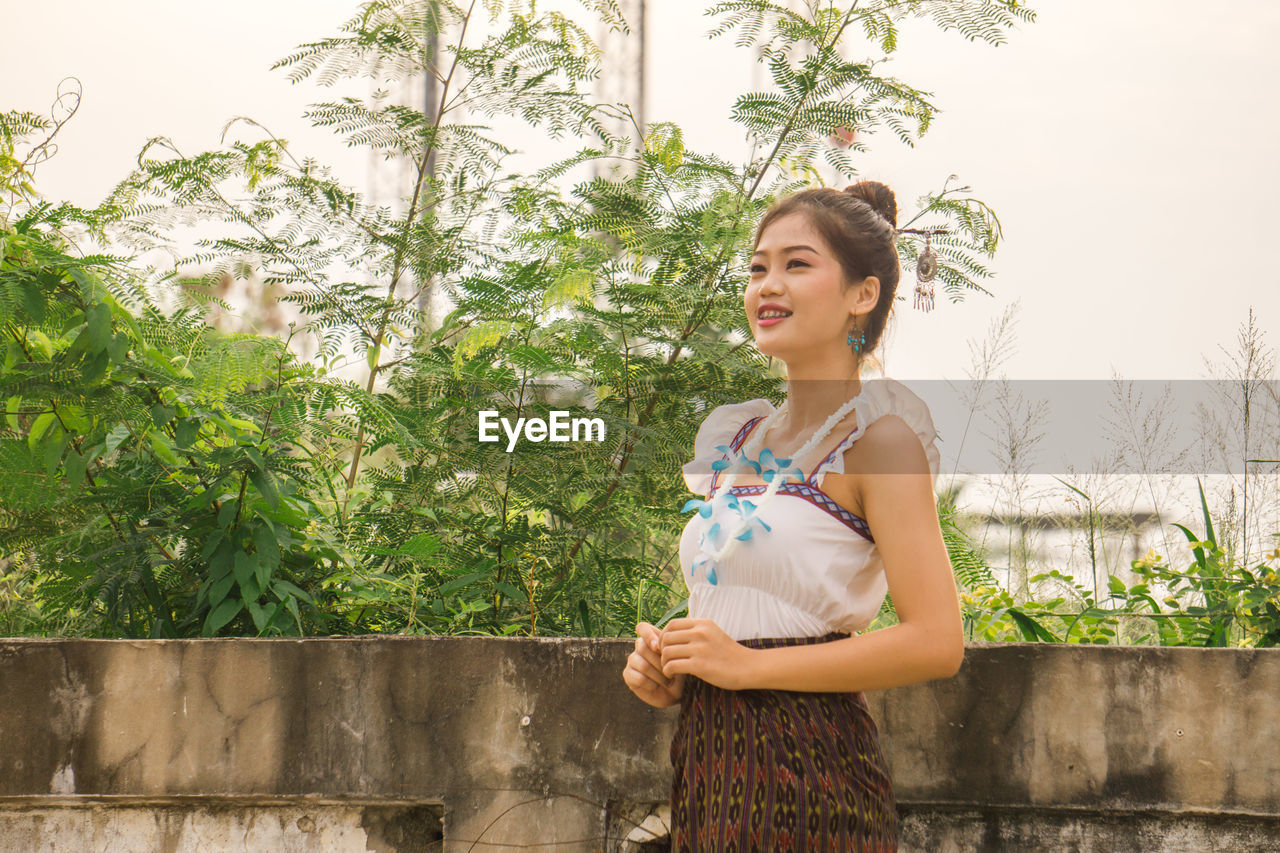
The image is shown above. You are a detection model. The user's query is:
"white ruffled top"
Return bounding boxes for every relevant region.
[678,378,941,641]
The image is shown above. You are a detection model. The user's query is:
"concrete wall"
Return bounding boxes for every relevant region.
[0,637,1276,851]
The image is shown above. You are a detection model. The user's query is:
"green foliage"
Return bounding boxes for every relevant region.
[0,111,49,208]
[1115,480,1280,647]
[5,0,1038,637]
[953,479,1280,647]
[0,205,345,636]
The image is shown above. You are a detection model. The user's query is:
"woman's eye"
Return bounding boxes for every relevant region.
[750,260,806,273]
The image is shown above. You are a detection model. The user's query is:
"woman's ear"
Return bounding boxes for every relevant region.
[857,275,881,310]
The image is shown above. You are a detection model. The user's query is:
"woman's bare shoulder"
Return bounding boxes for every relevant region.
[835,415,930,517]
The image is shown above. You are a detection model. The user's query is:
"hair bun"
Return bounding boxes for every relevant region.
[843,181,897,229]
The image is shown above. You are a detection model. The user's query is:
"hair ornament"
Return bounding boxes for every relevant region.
[898,227,947,313]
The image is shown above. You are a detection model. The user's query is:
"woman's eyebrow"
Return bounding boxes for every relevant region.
[752,244,819,257]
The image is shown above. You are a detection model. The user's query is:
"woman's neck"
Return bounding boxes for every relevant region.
[780,372,864,438]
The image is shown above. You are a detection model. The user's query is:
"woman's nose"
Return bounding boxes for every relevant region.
[755,270,785,295]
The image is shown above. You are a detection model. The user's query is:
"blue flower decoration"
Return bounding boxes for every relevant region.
[690,555,720,585]
[684,441,810,589]
[723,492,772,534]
[681,498,714,518]
[715,444,761,476]
[758,448,790,469]
[757,447,806,484]
[734,515,772,540]
[709,444,809,487]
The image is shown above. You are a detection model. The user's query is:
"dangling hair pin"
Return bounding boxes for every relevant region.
[898,227,947,313]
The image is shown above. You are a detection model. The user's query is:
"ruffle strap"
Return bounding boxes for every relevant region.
[807,378,942,487]
[680,398,776,496]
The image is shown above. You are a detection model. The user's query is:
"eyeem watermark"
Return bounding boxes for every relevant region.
[478,410,606,452]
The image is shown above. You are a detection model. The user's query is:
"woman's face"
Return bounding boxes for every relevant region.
[746,211,875,363]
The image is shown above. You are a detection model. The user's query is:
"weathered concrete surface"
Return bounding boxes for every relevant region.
[897,805,1280,853]
[0,636,673,852]
[868,642,1280,814]
[0,637,1277,851]
[0,803,442,853]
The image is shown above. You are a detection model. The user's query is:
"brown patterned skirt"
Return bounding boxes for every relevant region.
[669,633,898,852]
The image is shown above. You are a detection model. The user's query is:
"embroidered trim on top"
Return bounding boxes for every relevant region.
[709,415,874,543]
[721,482,874,543]
[706,415,763,496]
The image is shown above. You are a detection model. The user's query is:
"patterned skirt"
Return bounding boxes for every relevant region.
[669,633,898,852]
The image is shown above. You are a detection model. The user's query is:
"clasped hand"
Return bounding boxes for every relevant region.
[622,617,753,707]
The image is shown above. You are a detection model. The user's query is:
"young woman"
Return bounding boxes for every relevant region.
[621,181,965,851]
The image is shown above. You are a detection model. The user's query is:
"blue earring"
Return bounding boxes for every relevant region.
[847,323,866,353]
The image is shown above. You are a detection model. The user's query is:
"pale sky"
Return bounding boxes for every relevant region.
[5,0,1277,383]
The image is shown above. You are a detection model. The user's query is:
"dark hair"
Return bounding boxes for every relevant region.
[752,180,900,362]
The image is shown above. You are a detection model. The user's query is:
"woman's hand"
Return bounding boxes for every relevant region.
[659,617,754,691]
[622,621,686,708]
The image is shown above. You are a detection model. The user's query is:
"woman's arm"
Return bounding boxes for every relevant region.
[660,415,965,693]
